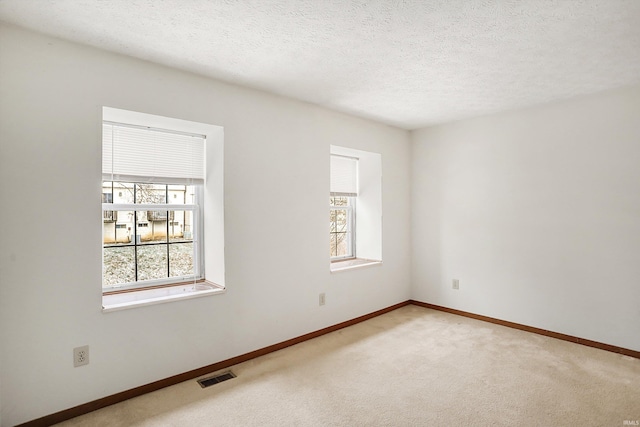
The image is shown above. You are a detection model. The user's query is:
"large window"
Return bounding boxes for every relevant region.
[100,107,225,311]
[102,121,205,291]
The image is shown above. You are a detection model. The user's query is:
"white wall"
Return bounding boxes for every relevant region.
[0,24,411,426]
[411,85,640,352]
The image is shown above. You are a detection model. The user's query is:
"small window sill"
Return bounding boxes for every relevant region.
[330,258,382,273]
[102,281,225,313]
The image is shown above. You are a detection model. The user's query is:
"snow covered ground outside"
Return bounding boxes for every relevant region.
[103,242,194,287]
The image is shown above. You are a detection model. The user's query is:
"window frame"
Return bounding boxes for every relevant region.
[102,181,204,292]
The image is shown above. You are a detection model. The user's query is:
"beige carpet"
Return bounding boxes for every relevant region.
[56,305,640,426]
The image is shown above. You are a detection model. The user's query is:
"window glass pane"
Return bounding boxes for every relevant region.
[329,233,339,257]
[330,231,350,258]
[168,184,191,204]
[169,211,193,242]
[335,209,348,232]
[102,182,115,224]
[137,245,168,281]
[330,210,337,232]
[136,211,168,244]
[329,233,337,257]
[184,185,196,204]
[335,232,349,257]
[103,210,133,245]
[103,246,135,287]
[332,196,348,207]
[102,209,116,223]
[114,182,134,203]
[169,243,194,277]
[102,182,113,203]
[135,183,166,204]
[115,211,133,244]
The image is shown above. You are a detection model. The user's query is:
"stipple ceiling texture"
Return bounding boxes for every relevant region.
[1,0,640,129]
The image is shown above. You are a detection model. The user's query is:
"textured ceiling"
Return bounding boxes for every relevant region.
[1,0,640,129]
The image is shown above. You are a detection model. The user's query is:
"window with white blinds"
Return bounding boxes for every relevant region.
[329,146,382,268]
[330,155,358,197]
[102,121,205,185]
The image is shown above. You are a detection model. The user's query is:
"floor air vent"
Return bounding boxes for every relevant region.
[197,371,236,388]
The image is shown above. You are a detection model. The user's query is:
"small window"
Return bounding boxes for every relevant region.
[329,146,382,270]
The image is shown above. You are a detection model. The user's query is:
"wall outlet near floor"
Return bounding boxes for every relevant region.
[452,279,460,290]
[73,345,89,367]
[319,292,326,306]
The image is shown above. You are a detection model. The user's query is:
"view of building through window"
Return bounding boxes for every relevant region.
[102,181,198,287]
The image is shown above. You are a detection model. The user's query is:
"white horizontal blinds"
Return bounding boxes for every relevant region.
[102,122,205,185]
[330,155,358,197]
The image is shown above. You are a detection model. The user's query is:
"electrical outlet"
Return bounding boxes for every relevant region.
[319,293,326,306]
[452,279,460,290]
[73,345,89,367]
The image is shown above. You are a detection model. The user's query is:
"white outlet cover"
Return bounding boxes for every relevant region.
[74,345,89,367]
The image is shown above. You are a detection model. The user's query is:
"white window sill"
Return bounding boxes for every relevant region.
[330,258,382,273]
[102,281,225,313]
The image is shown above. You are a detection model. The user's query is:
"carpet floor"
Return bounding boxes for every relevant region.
[55,305,640,426]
